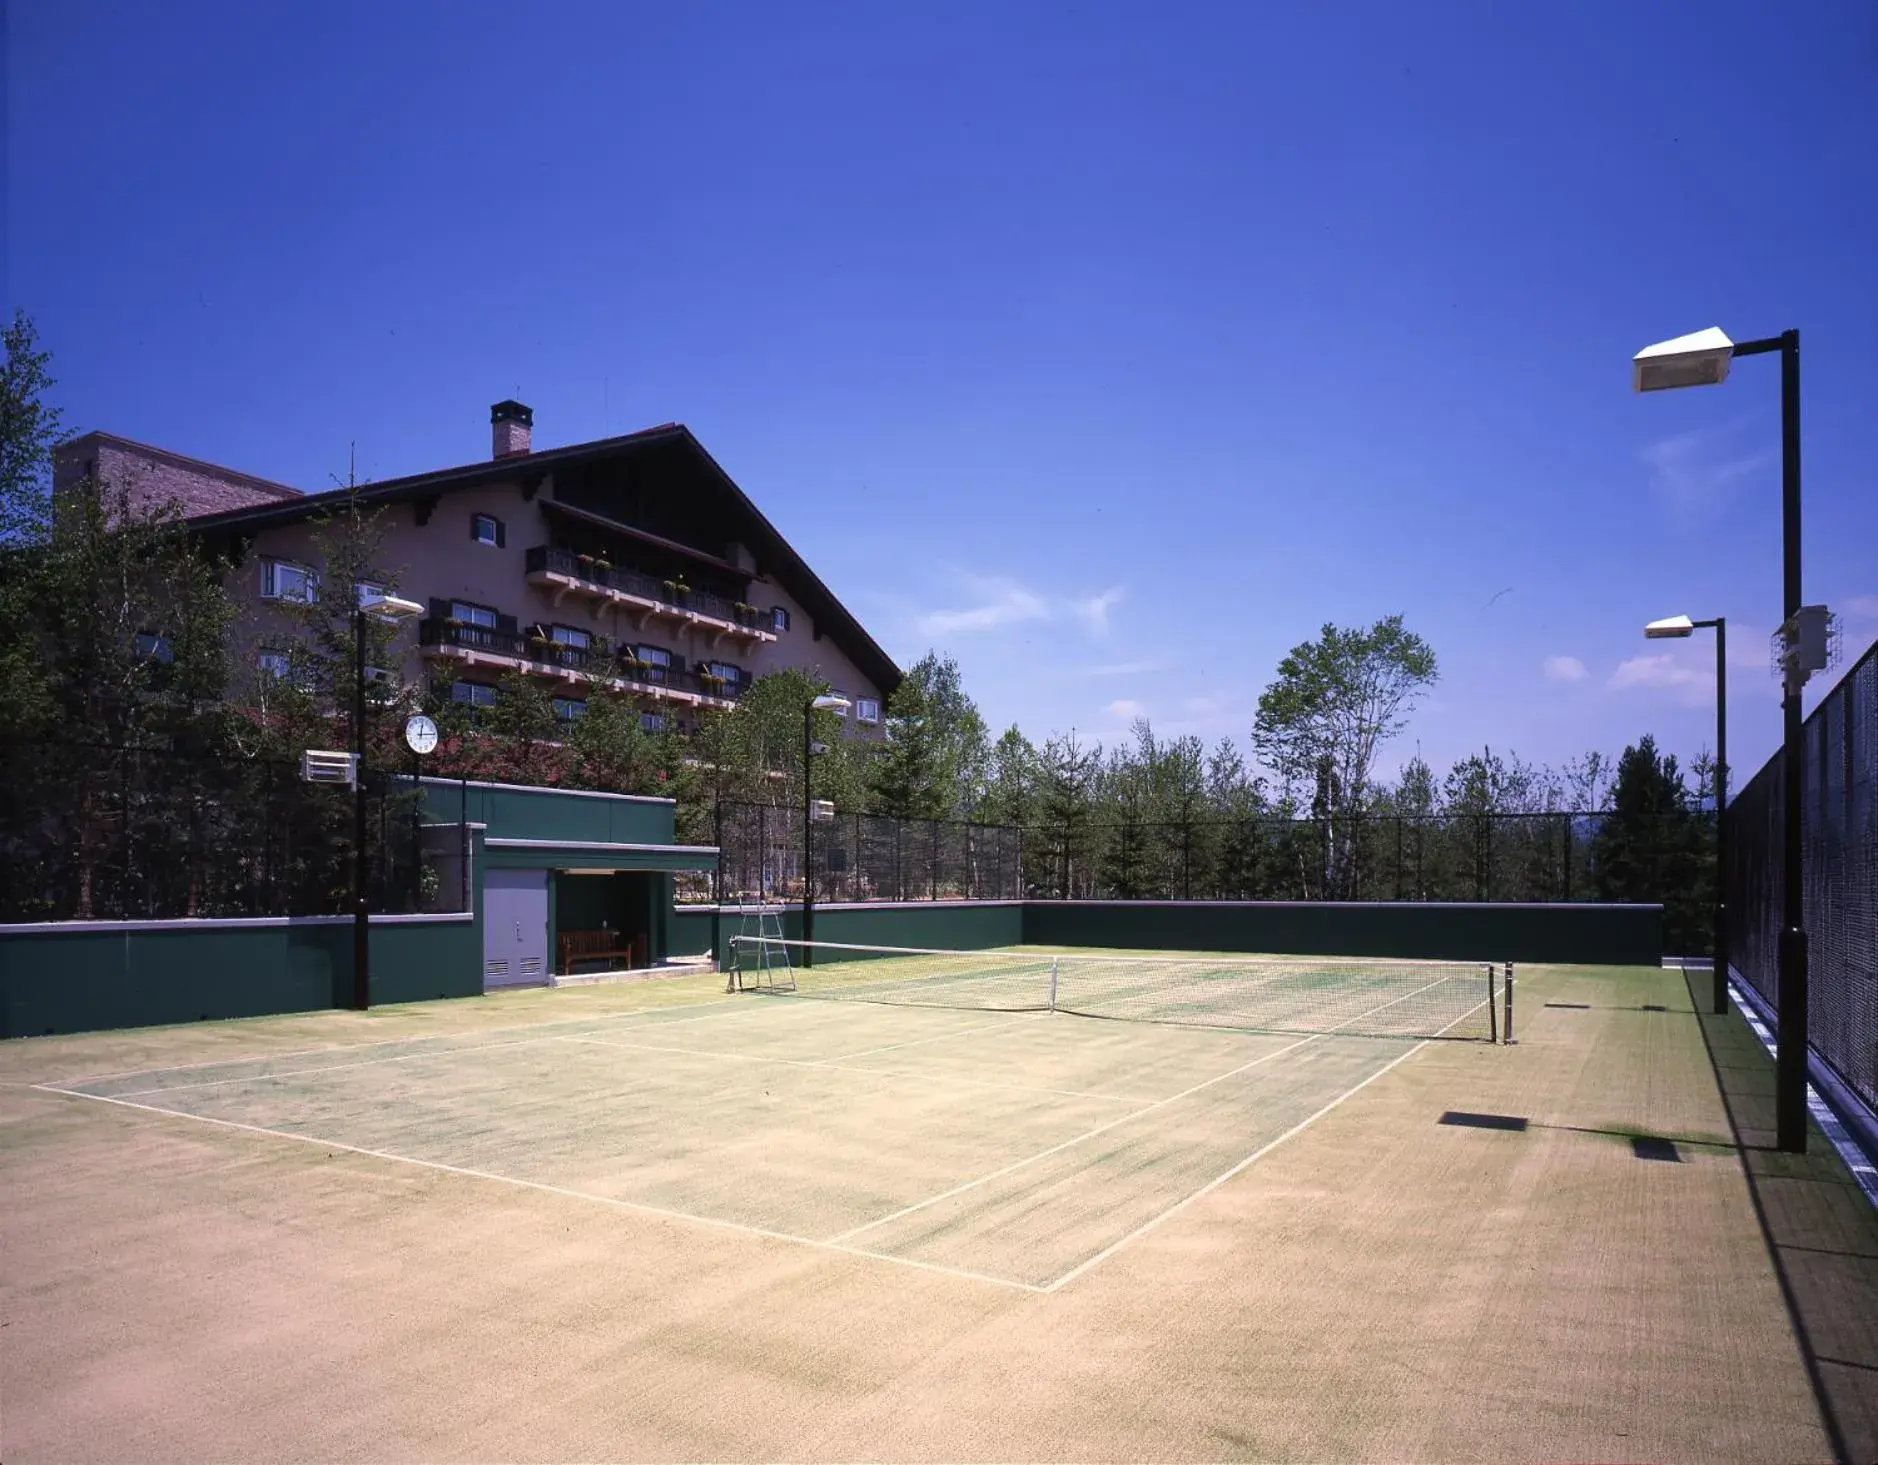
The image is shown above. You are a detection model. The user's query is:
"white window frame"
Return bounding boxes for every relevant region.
[770,606,791,632]
[550,625,591,649]
[450,601,498,629]
[471,513,503,547]
[855,696,881,725]
[261,558,319,603]
[257,649,291,680]
[450,680,498,708]
[829,692,849,719]
[353,580,386,608]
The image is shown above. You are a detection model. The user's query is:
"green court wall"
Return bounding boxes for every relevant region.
[691,899,1660,968]
[1021,900,1662,965]
[0,914,480,1039]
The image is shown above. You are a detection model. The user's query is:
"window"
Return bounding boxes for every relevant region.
[550,625,591,649]
[134,631,175,665]
[855,696,880,725]
[257,650,291,680]
[450,681,498,708]
[471,514,505,548]
[630,644,672,683]
[640,711,667,734]
[354,580,385,608]
[770,606,791,632]
[552,697,586,723]
[704,661,742,686]
[261,558,318,602]
[450,601,498,629]
[829,692,849,718]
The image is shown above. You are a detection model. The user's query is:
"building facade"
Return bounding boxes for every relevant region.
[55,402,898,737]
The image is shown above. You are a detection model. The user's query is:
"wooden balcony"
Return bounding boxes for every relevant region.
[524,546,777,648]
[417,618,743,710]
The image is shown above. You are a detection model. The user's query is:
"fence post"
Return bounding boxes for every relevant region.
[931,819,940,901]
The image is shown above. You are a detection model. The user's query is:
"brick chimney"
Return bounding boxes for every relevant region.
[491,400,533,459]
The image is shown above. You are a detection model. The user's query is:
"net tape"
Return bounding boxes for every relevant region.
[730,937,1499,1042]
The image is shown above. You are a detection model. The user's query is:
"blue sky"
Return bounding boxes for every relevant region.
[9,2,1877,790]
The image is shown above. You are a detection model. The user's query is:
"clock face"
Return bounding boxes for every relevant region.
[403,714,439,756]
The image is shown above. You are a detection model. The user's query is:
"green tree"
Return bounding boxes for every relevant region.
[868,652,987,819]
[1591,735,1710,953]
[1253,615,1437,897]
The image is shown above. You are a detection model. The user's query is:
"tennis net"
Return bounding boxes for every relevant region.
[728,937,1500,1042]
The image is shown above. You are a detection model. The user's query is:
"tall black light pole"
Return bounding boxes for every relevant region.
[1644,614,1728,1015]
[1635,326,1808,1153]
[351,594,423,1012]
[800,693,850,968]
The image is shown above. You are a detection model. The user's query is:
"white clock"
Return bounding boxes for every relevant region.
[403,714,439,756]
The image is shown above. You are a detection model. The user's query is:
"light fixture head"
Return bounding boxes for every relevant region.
[811,694,851,712]
[1633,327,1735,392]
[361,592,425,621]
[1644,614,1696,640]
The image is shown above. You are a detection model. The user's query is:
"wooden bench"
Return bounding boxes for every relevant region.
[558,929,646,975]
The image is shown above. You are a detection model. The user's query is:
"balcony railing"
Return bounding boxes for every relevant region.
[524,545,773,638]
[419,617,745,704]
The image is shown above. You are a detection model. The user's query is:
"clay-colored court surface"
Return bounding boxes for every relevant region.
[4,955,1875,1462]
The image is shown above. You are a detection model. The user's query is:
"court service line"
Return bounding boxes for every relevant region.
[97,1034,579,1098]
[826,1014,1038,1062]
[554,1034,1147,1105]
[95,991,820,1096]
[825,969,1464,1246]
[28,1083,1048,1295]
[1041,1038,1430,1292]
[47,992,756,1090]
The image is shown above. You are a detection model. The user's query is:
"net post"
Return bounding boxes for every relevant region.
[1487,964,1498,1044]
[1503,962,1516,1044]
[1049,956,1059,1013]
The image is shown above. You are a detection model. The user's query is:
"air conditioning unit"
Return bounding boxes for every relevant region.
[302,749,359,786]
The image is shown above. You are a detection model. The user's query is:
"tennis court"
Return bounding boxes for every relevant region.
[4,946,1874,1462]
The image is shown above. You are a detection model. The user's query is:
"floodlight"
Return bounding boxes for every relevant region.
[1633,327,1735,392]
[360,593,424,621]
[1644,614,1696,640]
[811,694,851,712]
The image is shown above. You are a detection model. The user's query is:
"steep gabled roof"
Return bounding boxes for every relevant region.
[180,424,901,695]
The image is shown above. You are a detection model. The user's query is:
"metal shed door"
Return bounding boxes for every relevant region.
[482,868,549,989]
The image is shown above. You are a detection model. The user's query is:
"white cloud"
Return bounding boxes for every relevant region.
[1071,587,1125,637]
[1182,695,1225,714]
[1083,659,1164,678]
[1844,594,1878,623]
[1107,699,1148,720]
[1641,426,1772,517]
[1609,654,1711,701]
[915,573,1126,641]
[1543,655,1588,683]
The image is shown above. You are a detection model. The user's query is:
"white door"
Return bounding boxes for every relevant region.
[483,868,549,989]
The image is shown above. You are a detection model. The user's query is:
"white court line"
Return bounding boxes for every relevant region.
[46,992,755,1090]
[101,1034,576,1098]
[1040,1038,1431,1292]
[29,1083,1046,1295]
[555,1034,1146,1105]
[825,969,1466,1246]
[826,1014,1035,1062]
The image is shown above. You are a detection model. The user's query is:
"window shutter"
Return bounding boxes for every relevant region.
[496,613,519,635]
[470,517,479,541]
[428,597,450,621]
[495,519,507,548]
[671,654,687,672]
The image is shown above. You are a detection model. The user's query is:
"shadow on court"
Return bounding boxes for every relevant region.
[1684,968,1878,1464]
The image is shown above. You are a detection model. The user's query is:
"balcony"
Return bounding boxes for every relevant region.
[418,617,745,710]
[524,546,777,647]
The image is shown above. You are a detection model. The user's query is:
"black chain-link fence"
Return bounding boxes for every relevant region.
[0,740,456,922]
[1726,640,1878,1116]
[697,802,1025,905]
[691,801,1712,934]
